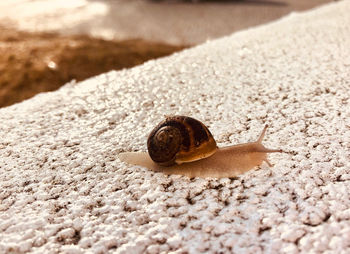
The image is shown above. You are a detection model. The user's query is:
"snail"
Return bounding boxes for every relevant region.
[118,116,284,178]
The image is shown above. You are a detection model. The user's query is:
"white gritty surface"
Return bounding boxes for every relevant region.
[1,1,350,253]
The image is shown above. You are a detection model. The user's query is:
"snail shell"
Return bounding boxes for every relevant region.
[147,116,217,166]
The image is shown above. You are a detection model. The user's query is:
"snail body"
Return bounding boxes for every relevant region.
[119,116,283,178]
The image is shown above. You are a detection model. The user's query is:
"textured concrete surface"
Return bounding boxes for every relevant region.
[0,0,334,44]
[1,1,350,253]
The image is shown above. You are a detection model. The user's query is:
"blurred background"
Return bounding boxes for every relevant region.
[0,0,334,107]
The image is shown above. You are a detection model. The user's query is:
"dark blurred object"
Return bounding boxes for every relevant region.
[0,26,186,108]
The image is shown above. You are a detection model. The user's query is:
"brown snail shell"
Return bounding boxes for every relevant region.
[147,116,217,166]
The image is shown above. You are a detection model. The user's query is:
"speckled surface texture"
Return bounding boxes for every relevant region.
[1,1,350,253]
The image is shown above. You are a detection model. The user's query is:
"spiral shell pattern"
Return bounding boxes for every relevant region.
[147,116,217,166]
